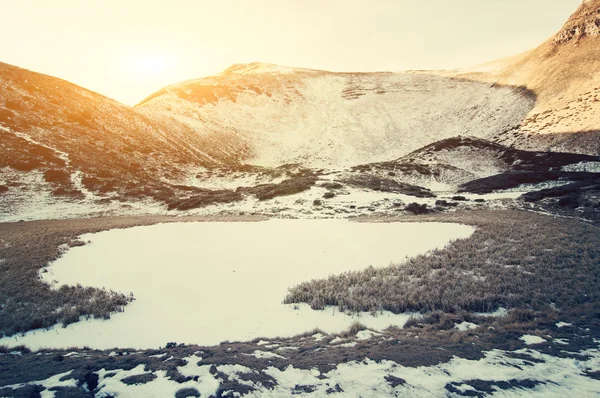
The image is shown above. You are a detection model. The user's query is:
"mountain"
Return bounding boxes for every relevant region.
[0,62,261,217]
[2,1,600,221]
[136,64,534,168]
[457,0,600,155]
[337,136,598,192]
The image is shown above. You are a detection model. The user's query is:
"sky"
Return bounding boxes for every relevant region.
[1,0,582,105]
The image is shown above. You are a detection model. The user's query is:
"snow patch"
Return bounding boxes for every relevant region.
[520,335,547,345]
[562,161,600,173]
[1,371,77,394]
[244,350,287,360]
[455,322,478,331]
[356,330,381,341]
[556,322,573,328]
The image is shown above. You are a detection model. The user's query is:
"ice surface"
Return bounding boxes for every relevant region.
[1,220,473,349]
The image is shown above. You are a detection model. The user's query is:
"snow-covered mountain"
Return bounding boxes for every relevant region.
[137,65,533,168]
[0,61,260,217]
[456,0,600,155]
[1,1,600,221]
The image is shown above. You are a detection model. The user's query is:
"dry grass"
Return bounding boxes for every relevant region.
[0,215,266,337]
[285,210,600,314]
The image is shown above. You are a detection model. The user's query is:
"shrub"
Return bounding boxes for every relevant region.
[43,169,71,185]
[167,190,243,211]
[176,388,201,398]
[241,176,317,201]
[558,194,580,208]
[121,373,157,385]
[341,321,366,337]
[405,203,429,214]
[284,211,600,316]
[344,175,435,198]
[320,182,344,190]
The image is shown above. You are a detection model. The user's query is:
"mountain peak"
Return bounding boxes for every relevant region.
[219,62,316,75]
[553,0,600,44]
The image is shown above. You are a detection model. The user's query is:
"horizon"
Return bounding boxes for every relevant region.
[3,0,582,105]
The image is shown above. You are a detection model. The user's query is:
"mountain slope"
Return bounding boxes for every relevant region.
[137,64,535,168]
[457,0,600,154]
[343,136,598,191]
[2,1,600,221]
[0,62,258,214]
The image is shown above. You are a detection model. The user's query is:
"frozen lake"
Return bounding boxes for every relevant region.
[3,220,474,350]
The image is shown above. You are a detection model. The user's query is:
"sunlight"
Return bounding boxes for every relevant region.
[109,48,189,103]
[128,51,173,78]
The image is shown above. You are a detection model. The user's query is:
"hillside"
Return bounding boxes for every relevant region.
[2,1,600,221]
[457,0,600,155]
[0,62,259,217]
[137,65,534,168]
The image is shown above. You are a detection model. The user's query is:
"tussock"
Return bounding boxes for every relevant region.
[285,211,600,315]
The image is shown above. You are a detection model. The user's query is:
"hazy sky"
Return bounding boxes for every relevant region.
[2,0,582,105]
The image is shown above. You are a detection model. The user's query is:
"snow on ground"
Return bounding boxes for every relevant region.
[0,187,166,222]
[0,163,541,222]
[244,350,287,360]
[10,130,71,166]
[455,322,479,331]
[180,184,521,220]
[0,166,169,222]
[1,220,473,349]
[520,335,547,345]
[475,307,509,318]
[554,338,570,345]
[556,322,573,328]
[562,161,600,173]
[177,185,438,219]
[356,330,381,341]
[7,345,600,397]
[140,70,533,168]
[1,371,77,395]
[214,346,600,396]
[0,177,485,222]
[458,191,523,201]
[95,365,220,398]
[502,179,575,194]
[173,167,288,190]
[311,333,326,342]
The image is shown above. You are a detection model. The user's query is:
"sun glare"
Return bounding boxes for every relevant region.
[111,49,186,103]
[131,53,171,77]
[115,49,180,82]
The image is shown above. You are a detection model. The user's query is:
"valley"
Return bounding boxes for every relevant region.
[2,1,600,396]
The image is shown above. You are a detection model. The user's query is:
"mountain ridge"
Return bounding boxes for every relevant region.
[1,1,600,221]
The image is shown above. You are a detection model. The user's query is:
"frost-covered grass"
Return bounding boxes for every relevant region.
[0,215,264,337]
[562,161,600,173]
[285,210,600,314]
[3,210,600,396]
[2,219,472,349]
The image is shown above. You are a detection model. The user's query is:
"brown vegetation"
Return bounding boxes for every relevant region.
[285,211,600,314]
[0,215,265,337]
